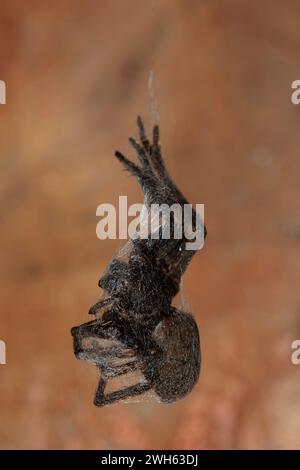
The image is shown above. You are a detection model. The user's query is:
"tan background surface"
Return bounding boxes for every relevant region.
[1,0,300,449]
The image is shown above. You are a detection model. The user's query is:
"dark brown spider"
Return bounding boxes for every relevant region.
[71,116,207,406]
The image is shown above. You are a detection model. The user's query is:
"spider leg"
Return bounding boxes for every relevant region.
[115,118,170,188]
[150,124,189,202]
[115,150,158,199]
[94,347,152,406]
[128,137,152,172]
[99,258,129,290]
[94,375,107,404]
[115,117,201,219]
[104,359,139,378]
[71,318,139,367]
[115,151,143,178]
[136,116,167,179]
[94,379,153,407]
[101,258,128,276]
[137,115,150,154]
[88,297,113,315]
[150,124,168,179]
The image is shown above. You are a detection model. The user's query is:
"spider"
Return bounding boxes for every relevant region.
[71,116,207,406]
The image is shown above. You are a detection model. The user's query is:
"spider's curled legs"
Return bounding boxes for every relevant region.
[115,118,205,277]
[71,319,137,365]
[136,116,167,180]
[115,117,190,211]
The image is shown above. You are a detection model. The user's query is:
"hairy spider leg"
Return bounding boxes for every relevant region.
[103,360,139,379]
[98,259,129,291]
[136,115,150,154]
[94,379,152,407]
[88,297,113,315]
[115,116,207,258]
[115,117,187,207]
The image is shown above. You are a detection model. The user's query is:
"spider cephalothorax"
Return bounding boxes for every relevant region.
[71,117,206,406]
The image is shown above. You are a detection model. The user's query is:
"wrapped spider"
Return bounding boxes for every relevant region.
[71,117,207,406]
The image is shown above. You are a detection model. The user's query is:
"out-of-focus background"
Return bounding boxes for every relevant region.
[1,0,300,450]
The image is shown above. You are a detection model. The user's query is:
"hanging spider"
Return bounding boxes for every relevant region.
[71,116,207,406]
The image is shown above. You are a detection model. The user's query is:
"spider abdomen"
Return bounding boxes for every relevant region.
[150,309,201,403]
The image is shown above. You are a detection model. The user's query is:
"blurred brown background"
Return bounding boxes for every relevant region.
[1,0,300,450]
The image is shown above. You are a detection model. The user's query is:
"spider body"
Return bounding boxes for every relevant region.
[71,117,206,406]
